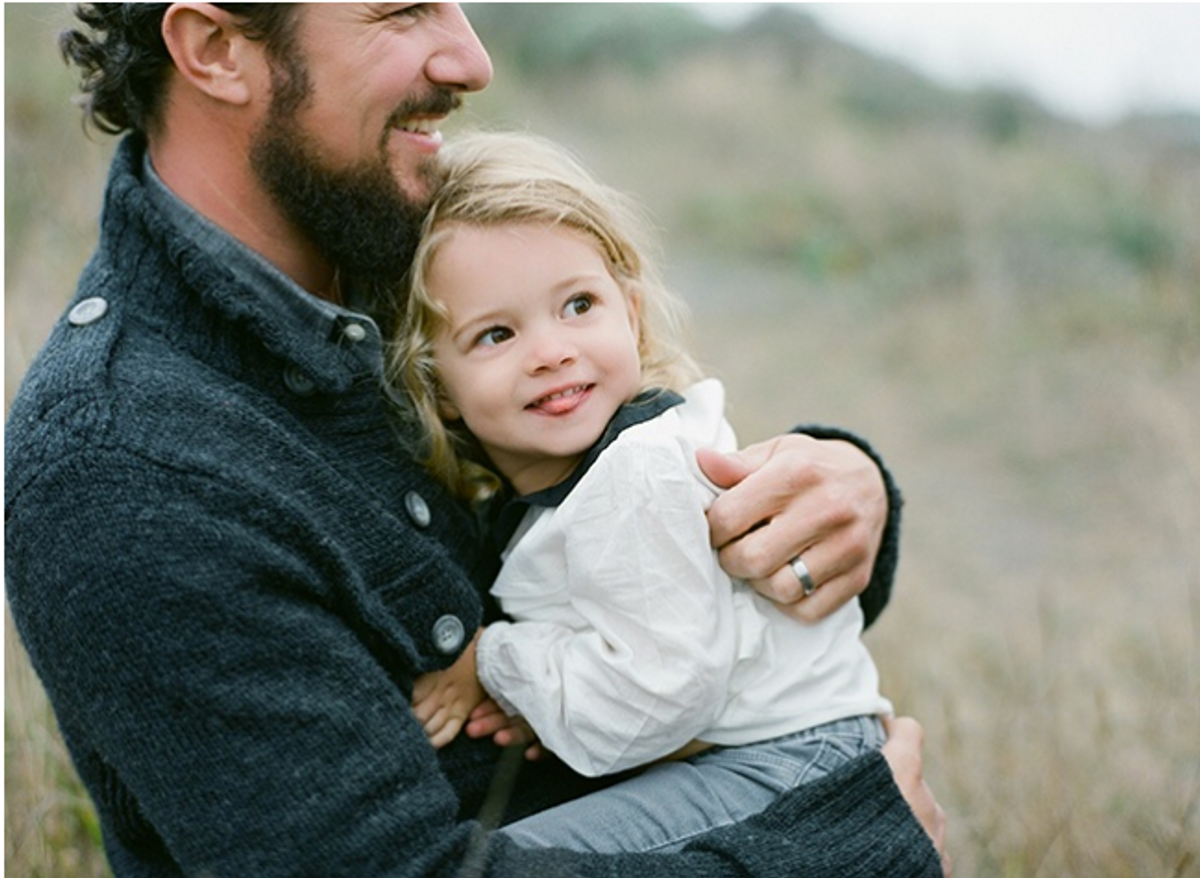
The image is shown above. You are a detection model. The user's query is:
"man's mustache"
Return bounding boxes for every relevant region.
[385,88,463,131]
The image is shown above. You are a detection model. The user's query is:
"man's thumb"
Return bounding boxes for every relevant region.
[695,447,752,490]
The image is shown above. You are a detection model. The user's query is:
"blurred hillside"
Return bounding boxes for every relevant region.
[7,3,1200,389]
[463,3,1199,334]
[7,4,1200,876]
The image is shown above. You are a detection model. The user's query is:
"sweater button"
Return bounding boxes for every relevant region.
[432,615,465,654]
[404,491,431,528]
[283,365,317,396]
[67,297,109,326]
[341,322,367,343]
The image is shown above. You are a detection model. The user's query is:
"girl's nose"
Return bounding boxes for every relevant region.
[527,331,577,373]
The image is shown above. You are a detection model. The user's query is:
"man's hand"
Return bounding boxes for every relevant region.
[698,434,887,623]
[465,698,544,761]
[882,717,951,876]
[412,629,487,748]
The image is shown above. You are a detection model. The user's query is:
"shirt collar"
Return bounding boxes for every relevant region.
[487,388,684,550]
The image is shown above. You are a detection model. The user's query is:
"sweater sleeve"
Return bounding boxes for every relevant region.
[792,424,904,629]
[6,447,935,877]
[682,750,942,876]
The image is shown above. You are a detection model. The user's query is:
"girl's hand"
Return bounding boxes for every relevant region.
[412,629,487,748]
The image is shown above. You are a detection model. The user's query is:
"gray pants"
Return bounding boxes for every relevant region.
[500,715,885,854]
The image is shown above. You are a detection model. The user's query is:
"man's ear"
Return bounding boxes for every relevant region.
[161,3,263,107]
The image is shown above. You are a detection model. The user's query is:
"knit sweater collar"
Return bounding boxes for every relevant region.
[101,135,384,395]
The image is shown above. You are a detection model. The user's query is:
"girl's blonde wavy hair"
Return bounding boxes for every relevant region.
[390,130,703,505]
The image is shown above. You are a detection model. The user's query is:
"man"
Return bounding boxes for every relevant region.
[5,4,947,876]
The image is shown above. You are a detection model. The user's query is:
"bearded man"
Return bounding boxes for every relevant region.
[5,5,946,876]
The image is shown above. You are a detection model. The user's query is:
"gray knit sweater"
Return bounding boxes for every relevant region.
[5,136,938,877]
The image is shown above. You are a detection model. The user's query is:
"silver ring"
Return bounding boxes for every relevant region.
[790,556,817,597]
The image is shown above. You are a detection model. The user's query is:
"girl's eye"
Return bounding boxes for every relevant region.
[476,326,513,348]
[564,294,595,318]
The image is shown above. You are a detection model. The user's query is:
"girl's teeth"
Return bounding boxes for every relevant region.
[542,386,582,403]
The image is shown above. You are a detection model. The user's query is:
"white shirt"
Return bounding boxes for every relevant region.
[476,379,892,777]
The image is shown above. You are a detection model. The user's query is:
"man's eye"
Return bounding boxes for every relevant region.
[387,4,432,23]
[476,326,513,347]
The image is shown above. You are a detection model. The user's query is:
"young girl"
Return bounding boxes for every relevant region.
[392,131,893,853]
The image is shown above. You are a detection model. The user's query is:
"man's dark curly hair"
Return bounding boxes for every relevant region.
[59,3,300,135]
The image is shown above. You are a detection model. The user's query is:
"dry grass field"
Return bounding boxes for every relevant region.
[6,5,1200,876]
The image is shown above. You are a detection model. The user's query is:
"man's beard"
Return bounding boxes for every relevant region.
[250,87,457,287]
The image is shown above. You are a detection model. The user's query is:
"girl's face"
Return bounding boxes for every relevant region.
[428,222,642,495]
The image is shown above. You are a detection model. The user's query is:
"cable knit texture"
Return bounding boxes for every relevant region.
[5,136,937,877]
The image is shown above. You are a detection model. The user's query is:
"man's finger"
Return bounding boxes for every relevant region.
[766,571,862,624]
[881,717,950,874]
[466,710,508,739]
[707,478,800,552]
[695,446,754,490]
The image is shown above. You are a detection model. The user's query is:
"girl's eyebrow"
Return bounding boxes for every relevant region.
[446,306,507,345]
[551,271,610,293]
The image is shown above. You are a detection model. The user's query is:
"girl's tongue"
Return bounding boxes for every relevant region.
[531,385,590,415]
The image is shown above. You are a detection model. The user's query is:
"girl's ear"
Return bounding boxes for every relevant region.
[437,392,462,422]
[161,3,265,107]
[625,287,642,332]
[625,287,643,346]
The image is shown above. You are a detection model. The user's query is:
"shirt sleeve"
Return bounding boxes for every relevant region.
[477,441,739,777]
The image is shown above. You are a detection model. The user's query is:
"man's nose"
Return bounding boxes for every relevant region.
[425,5,494,94]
